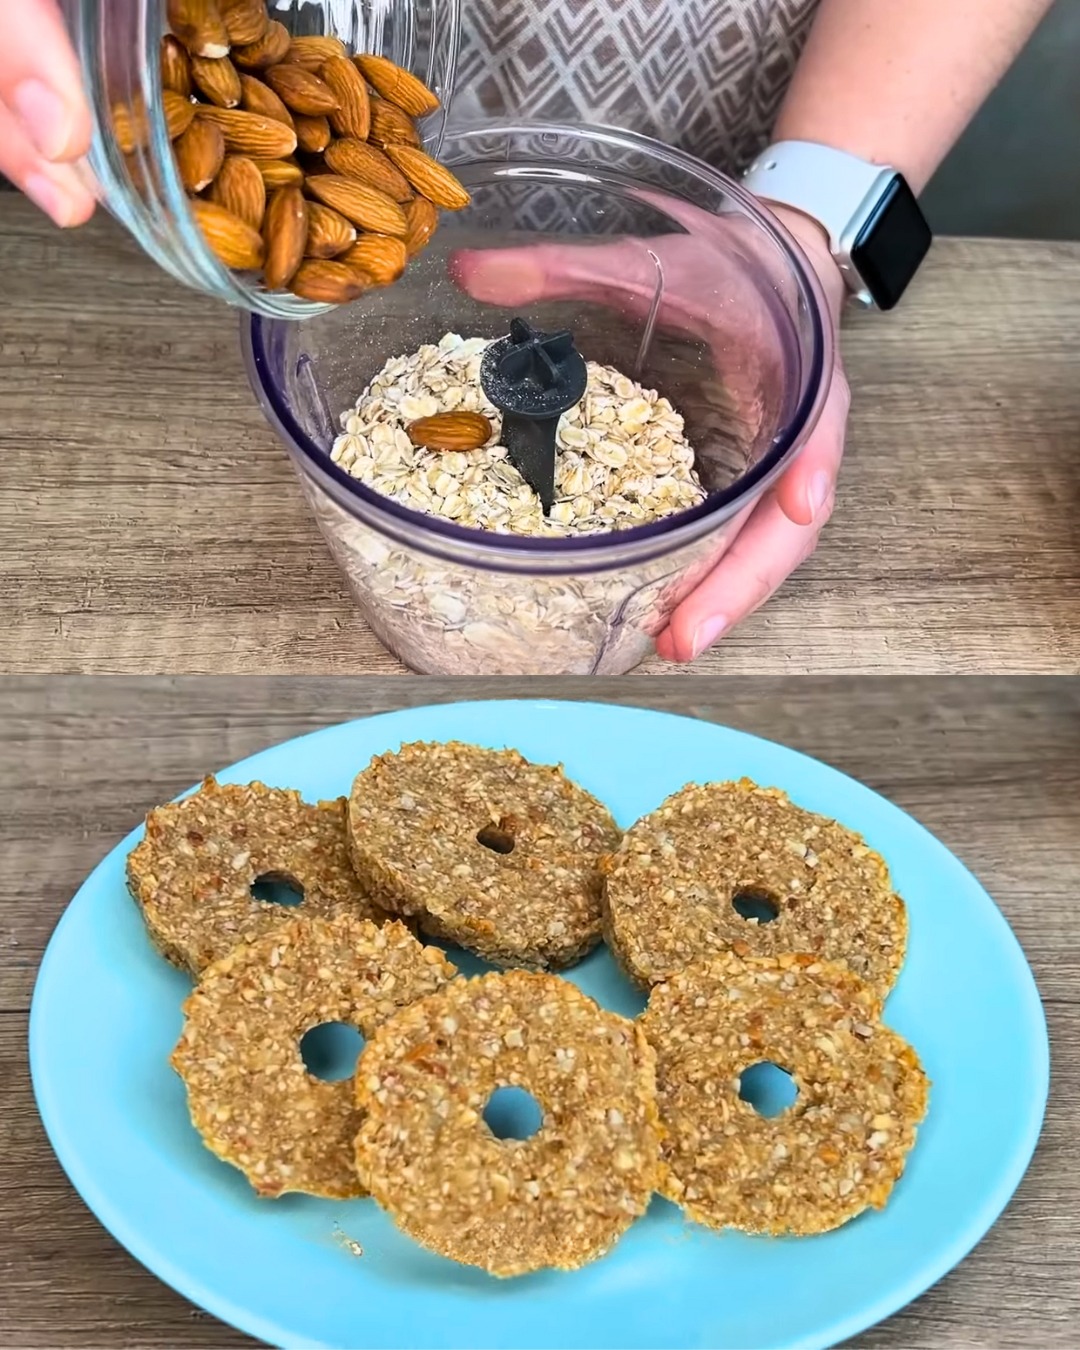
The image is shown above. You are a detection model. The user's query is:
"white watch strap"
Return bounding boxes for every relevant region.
[743,141,898,305]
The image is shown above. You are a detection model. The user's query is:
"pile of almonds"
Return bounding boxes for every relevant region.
[117,0,471,304]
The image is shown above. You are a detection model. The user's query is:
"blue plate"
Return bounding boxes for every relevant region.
[30,700,1049,1350]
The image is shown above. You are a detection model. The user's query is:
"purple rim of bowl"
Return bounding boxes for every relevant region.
[241,143,831,567]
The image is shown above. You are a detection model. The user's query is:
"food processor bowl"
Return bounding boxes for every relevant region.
[242,122,832,674]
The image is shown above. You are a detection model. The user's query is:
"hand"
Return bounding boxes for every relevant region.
[0,0,96,226]
[450,198,849,662]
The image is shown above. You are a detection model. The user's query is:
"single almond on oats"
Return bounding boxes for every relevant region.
[403,195,438,256]
[406,412,492,452]
[168,0,230,58]
[210,153,266,230]
[194,106,297,157]
[174,116,226,192]
[289,259,367,303]
[320,56,371,141]
[263,63,339,116]
[353,54,439,118]
[262,185,308,289]
[368,98,421,148]
[190,53,242,107]
[219,0,269,46]
[283,36,348,72]
[164,90,198,140]
[161,36,194,97]
[305,202,356,258]
[233,19,290,70]
[294,113,331,153]
[253,156,303,188]
[239,72,294,127]
[323,137,411,202]
[305,174,407,236]
[191,197,265,270]
[384,144,469,210]
[340,235,407,287]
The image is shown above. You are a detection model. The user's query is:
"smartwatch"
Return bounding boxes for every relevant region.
[742,140,933,311]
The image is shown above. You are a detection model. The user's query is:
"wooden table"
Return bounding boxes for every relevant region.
[1,198,1079,674]
[1,675,1076,1347]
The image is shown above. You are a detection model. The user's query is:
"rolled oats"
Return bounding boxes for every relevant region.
[354,970,663,1274]
[331,332,706,537]
[171,914,457,1199]
[603,779,907,998]
[127,776,385,975]
[348,742,620,969]
[642,953,929,1235]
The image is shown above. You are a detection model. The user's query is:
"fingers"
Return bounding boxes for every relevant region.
[0,100,96,227]
[450,238,660,312]
[0,0,93,163]
[655,484,835,662]
[773,368,850,526]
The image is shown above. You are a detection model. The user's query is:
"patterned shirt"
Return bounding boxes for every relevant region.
[455,0,819,175]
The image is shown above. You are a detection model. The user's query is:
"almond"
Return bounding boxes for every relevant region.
[190,53,242,107]
[320,56,371,141]
[174,116,226,192]
[305,174,407,236]
[209,153,266,230]
[161,36,193,97]
[283,36,347,72]
[406,412,492,452]
[232,19,290,70]
[289,259,367,304]
[353,54,440,118]
[368,97,421,148]
[340,235,407,287]
[403,195,438,257]
[263,63,339,116]
[193,106,297,156]
[164,90,198,140]
[323,137,410,201]
[253,156,303,188]
[305,202,356,258]
[262,185,308,289]
[294,113,331,153]
[111,100,148,155]
[167,0,230,59]
[218,0,269,46]
[384,144,469,210]
[191,197,265,270]
[239,72,294,127]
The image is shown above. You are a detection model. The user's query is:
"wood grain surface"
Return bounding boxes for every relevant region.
[0,675,1076,1348]
[0,197,1079,674]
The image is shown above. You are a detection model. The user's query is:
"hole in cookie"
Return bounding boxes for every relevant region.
[300,1022,366,1082]
[738,1062,798,1117]
[483,1086,543,1141]
[476,824,516,855]
[250,874,304,907]
[732,889,779,924]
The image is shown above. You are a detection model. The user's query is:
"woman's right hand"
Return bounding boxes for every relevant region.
[1,0,96,226]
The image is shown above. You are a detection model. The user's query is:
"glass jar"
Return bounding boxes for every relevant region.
[59,0,460,316]
[242,123,832,675]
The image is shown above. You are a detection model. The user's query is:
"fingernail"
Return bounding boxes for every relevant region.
[690,615,728,659]
[24,171,75,227]
[807,470,832,521]
[12,79,73,160]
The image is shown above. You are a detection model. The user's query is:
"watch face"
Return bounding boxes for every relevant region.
[851,175,932,311]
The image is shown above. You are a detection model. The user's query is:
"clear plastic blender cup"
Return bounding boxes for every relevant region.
[242,123,832,674]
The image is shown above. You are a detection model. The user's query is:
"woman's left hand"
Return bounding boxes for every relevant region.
[451,200,849,662]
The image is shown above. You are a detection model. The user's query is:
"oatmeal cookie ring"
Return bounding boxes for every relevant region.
[127,776,384,975]
[604,779,907,997]
[171,913,457,1199]
[354,969,663,1275]
[642,953,929,1236]
[348,742,621,970]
